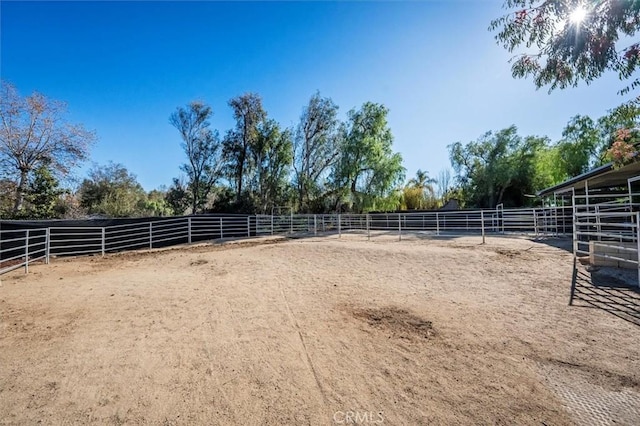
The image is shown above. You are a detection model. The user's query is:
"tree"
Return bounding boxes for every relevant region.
[79,162,147,217]
[597,101,640,150]
[403,170,437,210]
[169,102,222,214]
[449,126,548,207]
[144,188,173,217]
[293,92,341,212]
[250,119,294,213]
[532,145,566,190]
[332,102,405,212]
[165,177,190,216]
[552,106,640,179]
[408,169,436,196]
[0,80,94,213]
[22,165,65,219]
[0,179,17,218]
[436,169,453,201]
[490,1,640,94]
[222,93,266,205]
[557,115,602,176]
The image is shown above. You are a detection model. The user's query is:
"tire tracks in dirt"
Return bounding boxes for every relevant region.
[277,279,330,411]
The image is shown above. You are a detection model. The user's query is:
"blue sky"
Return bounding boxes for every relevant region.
[1,1,634,191]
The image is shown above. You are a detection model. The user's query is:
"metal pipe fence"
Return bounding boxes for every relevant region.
[1,207,574,276]
[0,228,48,274]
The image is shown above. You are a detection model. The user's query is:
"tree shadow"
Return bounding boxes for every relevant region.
[569,257,640,326]
[530,236,574,253]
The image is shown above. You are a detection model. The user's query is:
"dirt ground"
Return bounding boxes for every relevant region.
[1,234,639,425]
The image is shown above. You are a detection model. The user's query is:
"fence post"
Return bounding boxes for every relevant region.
[436,212,440,236]
[45,228,50,264]
[290,211,294,234]
[220,217,224,239]
[25,229,29,274]
[367,214,371,240]
[101,227,105,257]
[188,217,192,243]
[533,209,538,237]
[314,215,317,236]
[271,215,274,235]
[338,214,341,238]
[398,213,402,241]
[149,222,153,249]
[481,210,485,244]
[247,216,251,237]
[636,212,640,288]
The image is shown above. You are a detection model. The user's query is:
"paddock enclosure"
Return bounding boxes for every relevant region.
[1,235,639,425]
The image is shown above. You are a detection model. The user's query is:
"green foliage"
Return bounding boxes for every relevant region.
[557,115,601,176]
[294,92,341,212]
[403,170,438,210]
[22,165,65,219]
[79,162,148,217]
[449,126,549,207]
[490,0,640,94]
[144,189,173,217]
[170,101,223,214]
[250,120,294,213]
[0,179,17,218]
[165,178,191,216]
[222,93,266,207]
[597,102,640,152]
[532,145,566,190]
[448,105,640,208]
[331,102,405,213]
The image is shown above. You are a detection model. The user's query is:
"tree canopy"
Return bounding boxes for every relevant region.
[491,0,640,94]
[169,102,223,214]
[293,92,341,212]
[450,126,548,207]
[332,102,405,212]
[0,80,94,214]
[79,162,149,218]
[8,81,638,218]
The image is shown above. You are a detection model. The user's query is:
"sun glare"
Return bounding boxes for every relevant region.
[570,6,587,24]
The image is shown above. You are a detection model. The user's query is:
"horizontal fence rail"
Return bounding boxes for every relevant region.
[0,228,48,274]
[1,207,572,276]
[574,209,640,273]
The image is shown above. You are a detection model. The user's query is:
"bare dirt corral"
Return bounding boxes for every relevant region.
[1,235,639,425]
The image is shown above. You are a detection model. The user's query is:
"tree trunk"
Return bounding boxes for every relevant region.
[13,169,29,214]
[192,181,198,215]
[496,186,507,207]
[350,179,358,212]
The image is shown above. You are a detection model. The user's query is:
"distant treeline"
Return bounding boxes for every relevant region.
[1,80,639,219]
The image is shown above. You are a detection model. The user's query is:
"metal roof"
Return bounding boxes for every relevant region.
[537,161,640,197]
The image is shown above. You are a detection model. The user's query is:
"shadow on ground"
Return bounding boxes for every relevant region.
[570,258,640,326]
[531,236,573,253]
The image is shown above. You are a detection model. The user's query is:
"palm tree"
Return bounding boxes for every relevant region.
[405,169,436,209]
[408,169,436,195]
